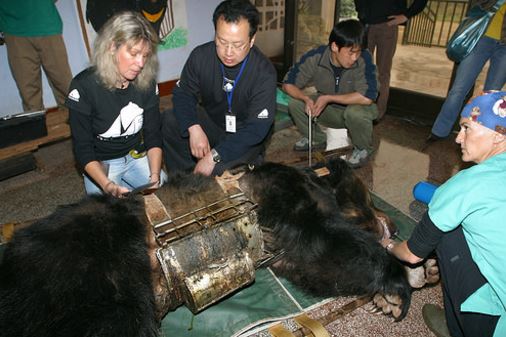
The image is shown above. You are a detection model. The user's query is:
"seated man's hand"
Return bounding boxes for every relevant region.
[194,152,215,176]
[188,125,211,159]
[313,95,330,117]
[304,97,315,116]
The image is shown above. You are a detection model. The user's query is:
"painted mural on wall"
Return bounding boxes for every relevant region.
[77,0,188,56]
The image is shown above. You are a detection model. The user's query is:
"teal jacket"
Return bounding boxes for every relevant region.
[429,152,506,337]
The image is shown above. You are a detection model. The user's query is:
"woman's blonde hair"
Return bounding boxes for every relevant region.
[92,11,159,91]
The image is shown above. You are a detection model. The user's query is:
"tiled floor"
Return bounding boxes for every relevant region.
[0,108,463,336]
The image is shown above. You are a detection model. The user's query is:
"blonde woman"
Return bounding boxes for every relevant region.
[67,11,166,197]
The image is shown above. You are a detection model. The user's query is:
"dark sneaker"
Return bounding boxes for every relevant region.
[422,304,451,337]
[293,137,326,152]
[345,148,369,168]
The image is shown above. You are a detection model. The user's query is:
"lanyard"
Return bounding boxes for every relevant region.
[220,55,249,114]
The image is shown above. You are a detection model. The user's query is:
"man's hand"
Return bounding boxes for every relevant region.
[387,14,408,26]
[193,152,215,176]
[304,97,315,116]
[312,95,330,117]
[188,125,210,159]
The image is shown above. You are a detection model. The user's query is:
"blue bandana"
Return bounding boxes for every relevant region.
[461,91,506,134]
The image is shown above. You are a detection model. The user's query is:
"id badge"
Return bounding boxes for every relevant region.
[226,114,236,133]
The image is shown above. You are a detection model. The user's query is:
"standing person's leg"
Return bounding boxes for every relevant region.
[431,37,496,138]
[366,24,378,56]
[4,35,44,112]
[370,23,398,120]
[38,35,73,108]
[482,42,506,91]
[435,227,499,337]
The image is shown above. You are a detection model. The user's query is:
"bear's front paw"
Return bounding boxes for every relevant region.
[372,293,406,321]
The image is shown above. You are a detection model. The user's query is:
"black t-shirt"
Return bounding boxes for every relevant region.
[171,42,277,163]
[66,68,161,168]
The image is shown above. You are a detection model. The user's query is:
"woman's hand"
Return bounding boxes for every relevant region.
[103,181,130,198]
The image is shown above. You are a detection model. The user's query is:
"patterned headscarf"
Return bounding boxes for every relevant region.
[461,91,506,134]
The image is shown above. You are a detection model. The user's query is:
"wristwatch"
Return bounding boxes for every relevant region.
[386,242,395,252]
[210,148,221,163]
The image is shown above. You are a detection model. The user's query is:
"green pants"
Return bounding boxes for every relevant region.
[288,96,378,154]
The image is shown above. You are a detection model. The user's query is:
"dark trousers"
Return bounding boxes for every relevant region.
[161,108,266,176]
[366,22,398,119]
[436,227,499,337]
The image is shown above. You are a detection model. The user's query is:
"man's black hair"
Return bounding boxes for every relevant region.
[213,0,260,38]
[328,19,365,49]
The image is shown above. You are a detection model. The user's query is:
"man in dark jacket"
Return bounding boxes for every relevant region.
[282,20,379,168]
[162,0,276,176]
[354,0,428,120]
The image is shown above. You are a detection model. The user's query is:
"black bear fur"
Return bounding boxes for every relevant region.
[239,159,411,320]
[0,195,159,337]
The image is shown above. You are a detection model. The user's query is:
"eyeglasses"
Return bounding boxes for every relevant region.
[215,38,249,52]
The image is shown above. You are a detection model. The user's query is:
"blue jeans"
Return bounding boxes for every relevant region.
[432,36,506,137]
[84,153,167,195]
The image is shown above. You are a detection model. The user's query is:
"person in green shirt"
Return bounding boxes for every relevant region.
[383,91,506,337]
[0,0,72,112]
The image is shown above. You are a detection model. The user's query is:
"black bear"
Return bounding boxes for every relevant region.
[239,158,411,320]
[0,195,159,337]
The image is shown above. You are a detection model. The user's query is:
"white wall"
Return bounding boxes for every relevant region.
[0,0,221,117]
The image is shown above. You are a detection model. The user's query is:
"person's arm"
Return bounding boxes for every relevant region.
[387,0,427,26]
[312,50,377,116]
[282,47,323,115]
[146,147,163,185]
[171,47,214,160]
[172,48,202,136]
[312,92,372,117]
[385,241,423,264]
[69,108,130,197]
[193,149,215,176]
[188,124,211,159]
[282,83,315,115]
[141,83,164,185]
[383,212,444,264]
[83,161,129,197]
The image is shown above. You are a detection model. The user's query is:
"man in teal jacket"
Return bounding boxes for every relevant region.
[0,0,72,112]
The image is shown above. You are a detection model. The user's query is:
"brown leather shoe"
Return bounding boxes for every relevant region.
[422,304,451,337]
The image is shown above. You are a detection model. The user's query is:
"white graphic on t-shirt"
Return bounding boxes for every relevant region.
[257,109,269,119]
[68,89,80,102]
[99,102,144,138]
